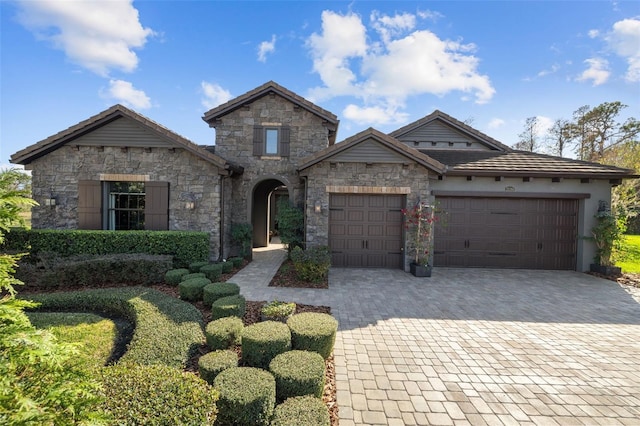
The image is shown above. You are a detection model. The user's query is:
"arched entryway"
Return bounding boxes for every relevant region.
[251,177,291,247]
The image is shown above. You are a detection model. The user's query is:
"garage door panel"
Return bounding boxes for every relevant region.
[367,224,384,237]
[347,225,363,235]
[368,211,384,222]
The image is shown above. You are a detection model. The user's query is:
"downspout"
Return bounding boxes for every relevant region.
[219,171,232,261]
[300,173,308,249]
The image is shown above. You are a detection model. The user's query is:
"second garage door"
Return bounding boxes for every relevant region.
[329,194,404,268]
[434,197,578,270]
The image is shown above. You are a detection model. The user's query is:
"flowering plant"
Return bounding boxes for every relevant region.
[402,201,440,267]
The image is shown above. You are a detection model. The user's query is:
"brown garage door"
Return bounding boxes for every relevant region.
[329,194,404,268]
[434,197,578,270]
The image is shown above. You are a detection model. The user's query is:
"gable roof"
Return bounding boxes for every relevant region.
[423,149,636,179]
[202,81,340,144]
[390,110,512,152]
[298,127,446,174]
[10,104,242,174]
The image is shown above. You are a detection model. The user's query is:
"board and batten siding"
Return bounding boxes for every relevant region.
[331,139,410,163]
[73,117,175,148]
[395,121,489,150]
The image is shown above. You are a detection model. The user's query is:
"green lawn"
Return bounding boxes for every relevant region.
[615,234,640,273]
[27,312,118,370]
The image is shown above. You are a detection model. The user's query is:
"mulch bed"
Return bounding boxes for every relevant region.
[588,271,640,287]
[268,258,329,289]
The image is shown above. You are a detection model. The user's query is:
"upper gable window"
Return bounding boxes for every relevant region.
[253,125,290,157]
[265,128,279,154]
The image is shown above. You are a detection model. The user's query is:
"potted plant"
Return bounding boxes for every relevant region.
[589,205,623,276]
[402,200,439,277]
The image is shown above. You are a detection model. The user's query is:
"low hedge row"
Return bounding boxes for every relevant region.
[211,295,246,320]
[164,268,190,285]
[179,277,212,301]
[198,350,238,385]
[269,350,325,401]
[3,228,209,268]
[16,253,173,289]
[203,282,240,306]
[24,287,205,368]
[242,321,291,370]
[287,313,338,360]
[271,395,330,426]
[214,367,276,426]
[205,316,244,350]
[289,246,330,283]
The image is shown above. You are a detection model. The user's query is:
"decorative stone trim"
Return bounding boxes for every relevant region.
[325,185,411,194]
[99,173,149,182]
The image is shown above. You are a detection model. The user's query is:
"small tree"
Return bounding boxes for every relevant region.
[276,198,304,253]
[231,222,253,260]
[402,201,440,267]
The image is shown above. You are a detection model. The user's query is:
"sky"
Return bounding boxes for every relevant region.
[1,0,639,167]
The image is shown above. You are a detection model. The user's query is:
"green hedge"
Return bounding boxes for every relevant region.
[165,268,190,286]
[179,277,211,301]
[289,246,330,283]
[211,295,246,320]
[205,316,244,350]
[3,228,209,268]
[101,362,218,424]
[242,321,291,370]
[287,313,337,360]
[198,350,238,385]
[221,260,234,274]
[269,350,325,402]
[271,395,330,426]
[200,263,223,281]
[16,253,173,289]
[189,261,210,273]
[24,287,205,368]
[181,272,206,282]
[214,367,276,426]
[228,257,244,268]
[203,282,240,306]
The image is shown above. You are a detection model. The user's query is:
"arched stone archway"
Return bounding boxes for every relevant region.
[250,176,292,247]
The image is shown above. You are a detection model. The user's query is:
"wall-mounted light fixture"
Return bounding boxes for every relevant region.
[314,200,322,213]
[44,197,56,207]
[185,201,196,210]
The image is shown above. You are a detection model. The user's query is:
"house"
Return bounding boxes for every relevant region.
[11,81,636,272]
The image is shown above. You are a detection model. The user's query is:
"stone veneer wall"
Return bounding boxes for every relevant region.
[28,145,224,259]
[302,161,435,270]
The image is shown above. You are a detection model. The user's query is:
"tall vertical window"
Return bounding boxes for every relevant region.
[107,182,145,230]
[265,128,278,154]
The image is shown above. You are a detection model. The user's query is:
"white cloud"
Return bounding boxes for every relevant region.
[487,118,505,129]
[605,18,640,82]
[201,82,232,110]
[257,35,277,63]
[343,104,408,125]
[306,10,495,127]
[536,64,560,78]
[16,0,154,76]
[588,29,600,38]
[102,79,151,109]
[577,58,610,86]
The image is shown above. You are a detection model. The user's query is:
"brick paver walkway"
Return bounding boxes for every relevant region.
[230,246,640,425]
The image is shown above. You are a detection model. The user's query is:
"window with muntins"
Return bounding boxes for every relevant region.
[107,182,145,230]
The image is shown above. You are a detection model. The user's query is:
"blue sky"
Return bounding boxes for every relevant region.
[1,1,639,166]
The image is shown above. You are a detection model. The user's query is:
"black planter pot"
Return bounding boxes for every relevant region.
[590,263,622,276]
[410,263,432,277]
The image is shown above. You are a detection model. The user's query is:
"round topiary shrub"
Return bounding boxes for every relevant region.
[203,282,241,306]
[261,300,296,322]
[242,321,291,369]
[198,349,238,385]
[287,313,338,360]
[221,260,234,274]
[228,257,244,268]
[101,361,218,424]
[211,294,246,320]
[269,350,326,401]
[164,268,190,286]
[205,316,244,350]
[178,277,212,301]
[271,395,330,426]
[189,261,209,273]
[181,272,206,282]
[214,367,276,426]
[200,263,223,281]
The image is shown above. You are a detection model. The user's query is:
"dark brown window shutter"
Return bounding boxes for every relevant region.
[78,180,102,229]
[145,181,169,230]
[280,126,290,157]
[253,126,264,156]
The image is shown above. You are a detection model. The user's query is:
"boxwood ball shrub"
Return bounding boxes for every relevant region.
[203,282,240,306]
[164,268,190,286]
[287,313,338,359]
[214,367,276,426]
[228,256,244,268]
[271,395,330,426]
[200,263,223,281]
[211,294,246,320]
[221,260,234,274]
[269,350,325,401]
[242,321,291,369]
[198,349,238,385]
[179,277,212,301]
[205,316,244,350]
[101,362,218,424]
[189,260,210,273]
[181,272,206,282]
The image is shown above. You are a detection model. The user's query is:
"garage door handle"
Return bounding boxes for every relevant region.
[537,243,543,251]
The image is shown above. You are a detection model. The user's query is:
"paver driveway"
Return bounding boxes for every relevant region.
[233,248,640,425]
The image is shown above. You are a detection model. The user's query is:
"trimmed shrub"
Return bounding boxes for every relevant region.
[189,260,210,273]
[289,246,330,283]
[205,316,244,350]
[25,287,204,368]
[200,263,223,281]
[198,350,238,385]
[165,268,190,285]
[214,367,275,426]
[101,362,218,424]
[261,300,296,322]
[211,295,246,320]
[221,260,234,274]
[181,272,206,282]
[242,321,291,369]
[179,277,211,301]
[271,395,330,426]
[228,257,244,268]
[287,313,337,360]
[203,282,240,306]
[269,350,325,401]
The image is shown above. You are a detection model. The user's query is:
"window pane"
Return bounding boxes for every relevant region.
[265,129,278,154]
[107,181,145,231]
